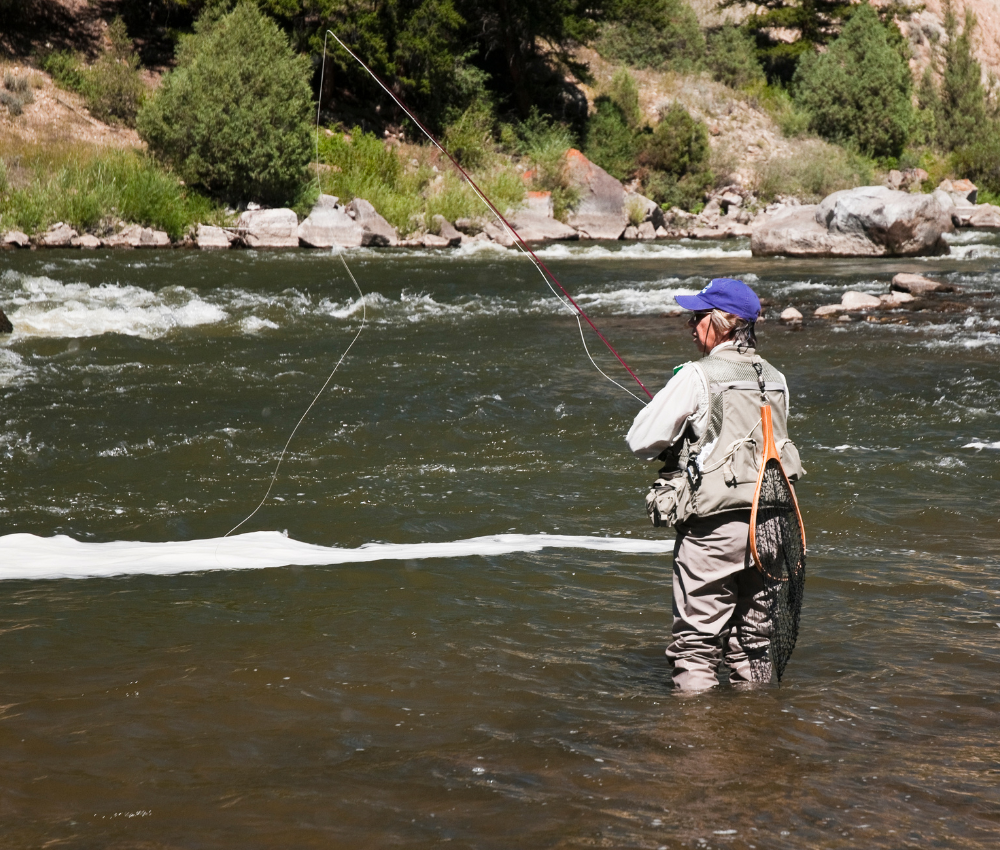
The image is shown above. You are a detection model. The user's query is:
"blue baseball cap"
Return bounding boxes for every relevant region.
[675,278,760,322]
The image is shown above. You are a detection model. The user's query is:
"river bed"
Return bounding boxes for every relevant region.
[1,236,999,848]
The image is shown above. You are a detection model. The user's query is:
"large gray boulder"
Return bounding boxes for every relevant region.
[298,195,363,248]
[237,208,299,248]
[952,203,1000,229]
[196,224,236,250]
[563,149,627,240]
[625,191,666,231]
[752,186,953,257]
[508,209,578,243]
[41,223,78,247]
[346,198,398,247]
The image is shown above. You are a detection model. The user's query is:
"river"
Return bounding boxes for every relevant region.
[1,235,999,847]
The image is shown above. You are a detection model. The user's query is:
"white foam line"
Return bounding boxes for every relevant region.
[0,531,672,581]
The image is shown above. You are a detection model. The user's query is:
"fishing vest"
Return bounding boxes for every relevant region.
[672,347,804,520]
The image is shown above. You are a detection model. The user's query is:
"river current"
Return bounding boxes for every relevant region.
[1,235,999,848]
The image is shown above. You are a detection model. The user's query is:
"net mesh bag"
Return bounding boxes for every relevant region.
[745,456,806,683]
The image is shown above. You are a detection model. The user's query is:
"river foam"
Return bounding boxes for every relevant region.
[0,531,672,581]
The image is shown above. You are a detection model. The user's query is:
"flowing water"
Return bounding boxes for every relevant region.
[1,235,999,848]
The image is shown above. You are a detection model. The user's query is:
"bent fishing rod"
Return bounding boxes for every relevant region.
[323,31,653,403]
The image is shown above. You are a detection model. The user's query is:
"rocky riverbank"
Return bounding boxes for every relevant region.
[5,148,1000,254]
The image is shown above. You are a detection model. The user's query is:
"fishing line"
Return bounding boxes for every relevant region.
[224,254,367,537]
[324,30,651,404]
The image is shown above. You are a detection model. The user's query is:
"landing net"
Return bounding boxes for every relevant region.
[747,457,805,682]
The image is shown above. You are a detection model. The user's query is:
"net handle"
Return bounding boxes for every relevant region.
[749,404,807,571]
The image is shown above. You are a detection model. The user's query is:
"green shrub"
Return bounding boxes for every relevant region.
[597,0,704,71]
[752,142,873,203]
[953,132,1000,197]
[514,110,579,220]
[0,91,24,116]
[40,50,86,92]
[793,3,912,158]
[936,6,990,152]
[706,26,765,89]
[442,99,496,170]
[607,68,642,128]
[83,17,146,126]
[584,97,640,181]
[137,2,313,205]
[639,102,709,177]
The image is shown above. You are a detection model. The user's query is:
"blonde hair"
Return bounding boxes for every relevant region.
[709,309,757,350]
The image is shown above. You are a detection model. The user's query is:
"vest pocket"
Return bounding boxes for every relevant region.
[722,437,759,487]
[646,473,693,528]
[776,438,805,481]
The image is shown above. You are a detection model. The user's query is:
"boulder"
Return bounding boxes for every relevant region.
[841,291,882,311]
[780,307,803,322]
[431,215,463,247]
[41,222,77,247]
[525,191,554,217]
[891,273,953,295]
[937,178,977,205]
[196,224,237,250]
[507,212,578,242]
[71,234,101,249]
[814,304,847,317]
[483,220,515,248]
[346,198,398,247]
[563,148,627,240]
[103,225,171,248]
[297,196,363,248]
[752,186,953,257]
[237,208,299,248]
[637,221,656,240]
[655,225,670,239]
[954,203,1000,229]
[454,217,487,235]
[625,192,666,230]
[3,231,30,248]
[420,233,451,248]
[880,291,915,306]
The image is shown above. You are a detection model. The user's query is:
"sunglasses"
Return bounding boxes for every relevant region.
[686,311,712,327]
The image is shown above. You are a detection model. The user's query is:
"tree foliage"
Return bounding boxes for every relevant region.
[706,25,765,89]
[936,3,991,151]
[793,3,912,159]
[137,2,313,204]
[595,0,703,71]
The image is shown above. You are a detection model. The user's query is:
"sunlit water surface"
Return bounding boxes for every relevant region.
[1,236,999,848]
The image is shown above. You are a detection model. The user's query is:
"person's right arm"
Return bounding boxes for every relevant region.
[626,364,708,461]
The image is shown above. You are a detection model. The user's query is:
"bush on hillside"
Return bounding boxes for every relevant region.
[953,135,1000,197]
[935,7,993,152]
[596,0,704,72]
[606,69,642,128]
[706,26,765,89]
[85,17,145,126]
[751,141,872,203]
[636,102,711,210]
[584,97,640,181]
[137,2,312,205]
[793,3,912,159]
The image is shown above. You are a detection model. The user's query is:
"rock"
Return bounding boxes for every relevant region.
[841,291,882,311]
[780,307,803,322]
[431,215,463,247]
[702,198,722,217]
[3,231,30,248]
[689,227,731,240]
[814,304,847,317]
[346,198,398,247]
[719,222,753,238]
[937,178,978,205]
[753,186,953,257]
[483,221,515,248]
[655,225,670,239]
[891,272,953,295]
[0,306,11,334]
[816,186,953,255]
[957,203,1000,229]
[623,225,639,240]
[71,234,101,249]
[886,169,905,191]
[41,222,78,247]
[420,233,451,248]
[880,291,915,306]
[507,205,578,242]
[454,217,486,235]
[563,149,627,240]
[237,208,299,248]
[637,221,656,240]
[721,191,743,209]
[298,196,364,248]
[625,192,665,230]
[196,224,237,250]
[525,191,554,217]
[102,225,170,248]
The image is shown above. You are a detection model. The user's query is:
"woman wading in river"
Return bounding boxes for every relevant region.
[627,278,804,691]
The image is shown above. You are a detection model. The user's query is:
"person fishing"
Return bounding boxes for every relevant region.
[626,278,805,691]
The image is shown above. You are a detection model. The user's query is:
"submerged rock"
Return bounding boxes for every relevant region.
[891,273,954,295]
[841,291,882,311]
[780,307,803,322]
